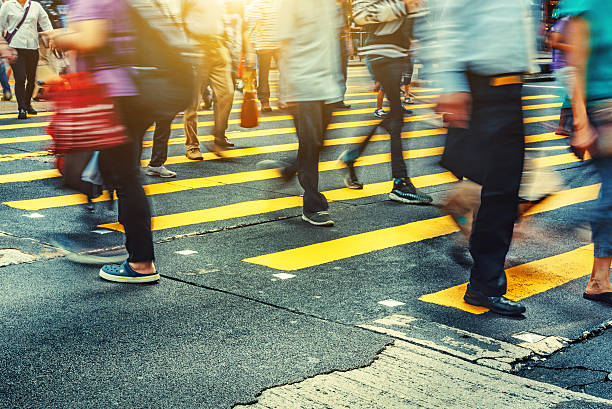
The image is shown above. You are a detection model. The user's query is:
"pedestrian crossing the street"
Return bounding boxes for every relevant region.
[0,67,594,317]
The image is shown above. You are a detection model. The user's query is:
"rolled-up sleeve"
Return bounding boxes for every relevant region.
[435,0,470,93]
[37,4,53,31]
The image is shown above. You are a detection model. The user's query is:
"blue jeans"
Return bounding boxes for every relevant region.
[0,63,10,94]
[588,99,612,257]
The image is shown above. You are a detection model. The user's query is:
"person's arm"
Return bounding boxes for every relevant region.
[567,16,596,151]
[352,0,411,25]
[434,0,471,128]
[241,7,255,67]
[549,31,572,53]
[0,3,17,63]
[37,3,54,32]
[45,19,108,53]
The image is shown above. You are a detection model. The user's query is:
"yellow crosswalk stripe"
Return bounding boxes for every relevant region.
[0,101,563,132]
[418,245,594,314]
[0,128,448,184]
[522,102,562,110]
[99,172,460,232]
[0,151,50,162]
[242,184,599,271]
[0,128,564,185]
[3,146,448,210]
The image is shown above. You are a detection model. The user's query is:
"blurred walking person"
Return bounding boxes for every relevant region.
[549,13,574,136]
[564,0,612,305]
[264,0,344,227]
[0,0,53,119]
[340,0,432,203]
[435,1,535,316]
[182,0,235,160]
[46,0,160,283]
[246,0,280,112]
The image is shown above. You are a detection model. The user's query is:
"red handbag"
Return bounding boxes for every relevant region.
[46,72,128,154]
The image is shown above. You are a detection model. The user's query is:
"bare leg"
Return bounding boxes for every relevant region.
[129,261,156,275]
[585,257,612,294]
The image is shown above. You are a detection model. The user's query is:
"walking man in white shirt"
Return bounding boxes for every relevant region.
[246,0,280,112]
[0,0,53,119]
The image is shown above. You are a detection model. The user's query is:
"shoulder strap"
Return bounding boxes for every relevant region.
[4,1,32,44]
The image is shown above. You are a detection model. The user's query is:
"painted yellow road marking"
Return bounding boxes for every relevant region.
[0,151,51,162]
[3,146,448,210]
[244,216,460,271]
[100,172,460,232]
[0,101,563,132]
[0,128,447,184]
[242,184,598,271]
[419,245,594,314]
[0,168,61,183]
[522,102,562,110]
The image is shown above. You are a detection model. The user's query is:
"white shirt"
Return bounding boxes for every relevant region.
[277,0,343,103]
[0,0,52,50]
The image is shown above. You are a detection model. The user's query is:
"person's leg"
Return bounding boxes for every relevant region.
[0,63,10,95]
[377,87,384,110]
[257,50,272,110]
[586,156,612,296]
[292,101,329,215]
[10,49,27,111]
[372,58,407,179]
[467,78,525,299]
[149,116,174,168]
[24,49,39,110]
[208,46,235,145]
[100,97,155,271]
[184,58,206,157]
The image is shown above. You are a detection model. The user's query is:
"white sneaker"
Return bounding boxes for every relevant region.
[145,165,176,178]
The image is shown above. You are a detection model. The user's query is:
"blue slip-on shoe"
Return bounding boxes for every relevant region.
[99,260,160,284]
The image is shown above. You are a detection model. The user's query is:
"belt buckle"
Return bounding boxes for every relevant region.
[490,75,522,87]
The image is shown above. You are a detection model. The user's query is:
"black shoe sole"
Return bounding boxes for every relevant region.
[301,214,334,227]
[463,295,526,316]
[389,192,433,204]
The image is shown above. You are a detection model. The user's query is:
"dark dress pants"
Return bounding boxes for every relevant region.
[256,49,279,103]
[149,115,174,167]
[371,57,409,179]
[99,97,155,263]
[11,48,39,110]
[287,101,333,213]
[467,74,525,297]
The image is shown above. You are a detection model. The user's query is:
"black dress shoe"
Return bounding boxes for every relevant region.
[335,101,351,109]
[464,289,526,316]
[215,137,234,148]
[583,291,612,305]
[26,106,37,115]
[17,109,27,120]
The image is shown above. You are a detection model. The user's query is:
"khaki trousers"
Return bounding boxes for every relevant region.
[184,45,234,149]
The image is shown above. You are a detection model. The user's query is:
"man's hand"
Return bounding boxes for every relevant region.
[436,92,472,129]
[0,43,17,64]
[402,0,423,12]
[571,109,597,157]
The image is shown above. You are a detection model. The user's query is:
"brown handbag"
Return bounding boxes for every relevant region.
[240,68,259,128]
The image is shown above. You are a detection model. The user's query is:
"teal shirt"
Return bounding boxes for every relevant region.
[562,0,612,105]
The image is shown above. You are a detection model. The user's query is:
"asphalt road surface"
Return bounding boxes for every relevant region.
[0,65,610,408]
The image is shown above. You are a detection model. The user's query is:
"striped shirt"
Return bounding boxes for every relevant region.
[245,0,280,51]
[352,0,410,58]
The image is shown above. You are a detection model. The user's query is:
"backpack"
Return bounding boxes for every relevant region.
[125,0,199,119]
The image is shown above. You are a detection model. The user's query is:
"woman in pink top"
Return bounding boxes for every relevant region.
[45,0,159,284]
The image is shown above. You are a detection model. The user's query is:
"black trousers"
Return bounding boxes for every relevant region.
[11,48,38,110]
[287,101,333,213]
[99,97,155,262]
[256,49,279,103]
[149,115,174,167]
[371,56,409,179]
[467,74,525,297]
